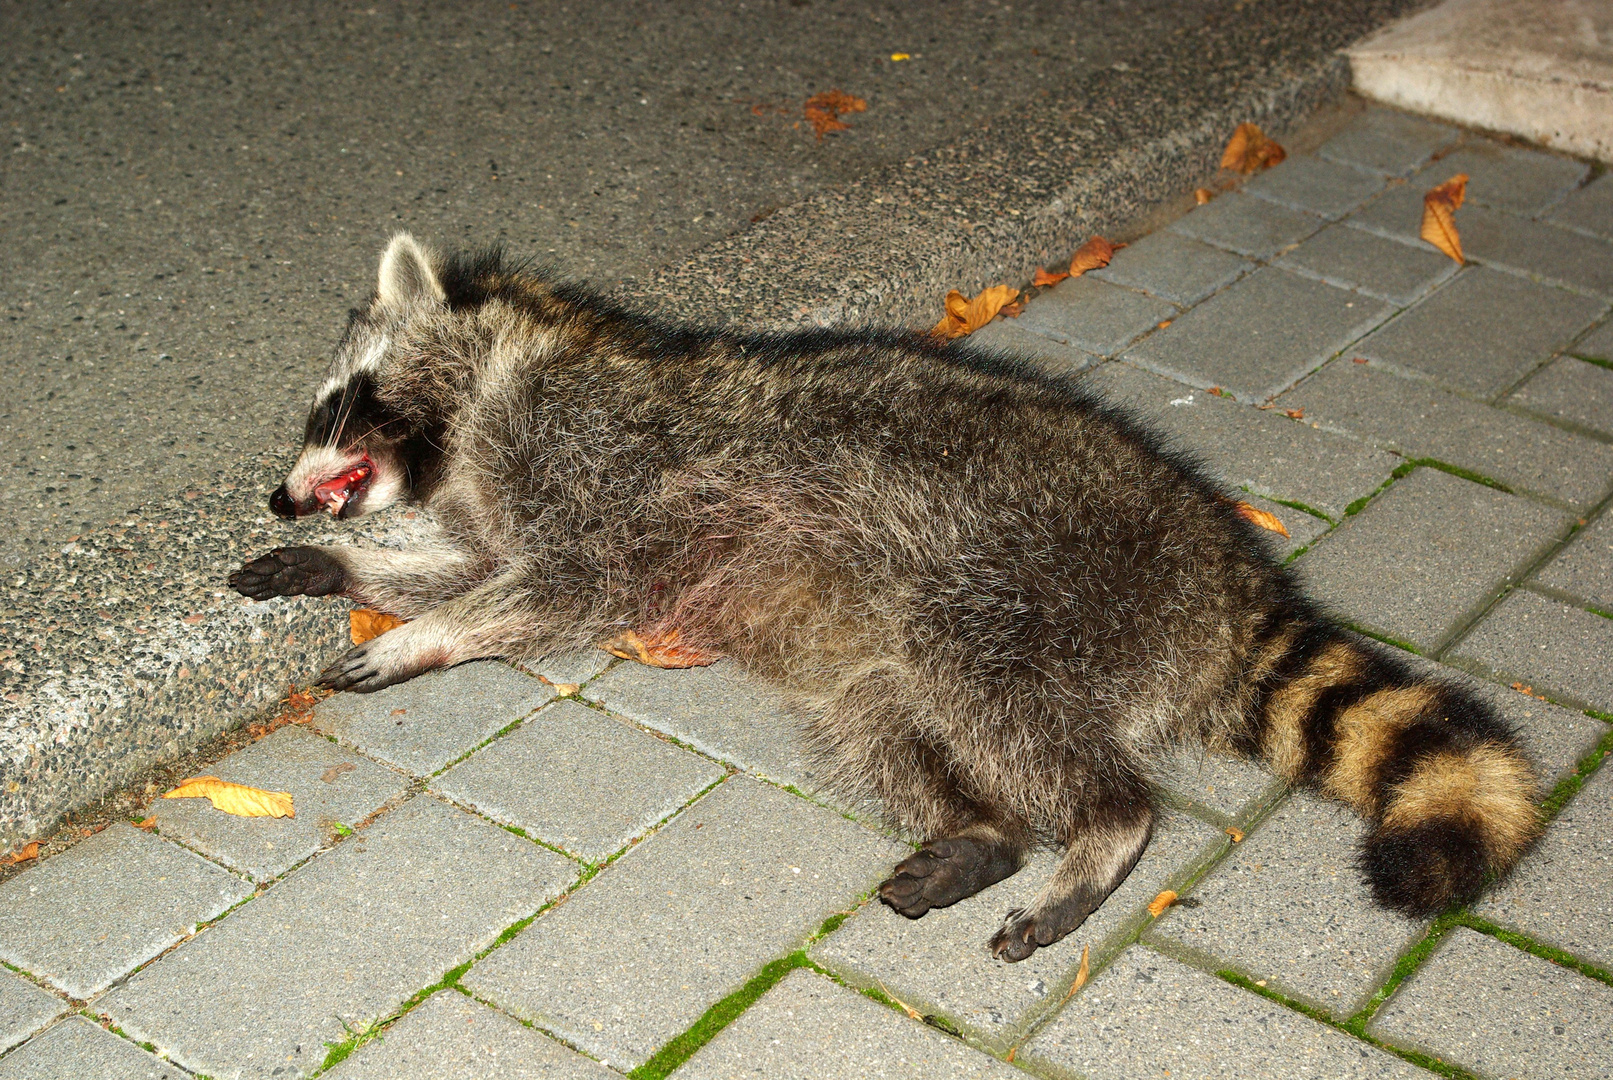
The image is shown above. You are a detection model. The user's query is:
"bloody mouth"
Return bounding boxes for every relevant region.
[312,457,373,516]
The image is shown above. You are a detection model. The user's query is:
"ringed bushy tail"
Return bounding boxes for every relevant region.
[1235,618,1540,916]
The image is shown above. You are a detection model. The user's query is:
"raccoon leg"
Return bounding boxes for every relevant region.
[230,544,482,617]
[989,774,1154,963]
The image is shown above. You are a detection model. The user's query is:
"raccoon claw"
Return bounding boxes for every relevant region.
[230,547,346,600]
[878,836,1018,919]
[989,908,1054,963]
[316,633,441,694]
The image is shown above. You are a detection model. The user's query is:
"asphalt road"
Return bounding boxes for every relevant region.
[6,0,1290,554]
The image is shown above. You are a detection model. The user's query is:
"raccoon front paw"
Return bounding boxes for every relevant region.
[878,836,1018,919]
[316,628,445,694]
[230,547,346,600]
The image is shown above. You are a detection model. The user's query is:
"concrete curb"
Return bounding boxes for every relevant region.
[1,2,1423,848]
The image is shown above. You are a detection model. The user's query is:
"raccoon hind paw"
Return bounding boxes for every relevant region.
[878,835,1022,919]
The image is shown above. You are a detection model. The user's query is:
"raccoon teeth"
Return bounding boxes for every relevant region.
[326,494,347,515]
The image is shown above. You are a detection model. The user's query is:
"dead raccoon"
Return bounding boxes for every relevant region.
[232,234,1540,961]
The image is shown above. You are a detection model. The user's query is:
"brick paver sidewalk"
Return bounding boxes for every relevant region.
[0,106,1610,1080]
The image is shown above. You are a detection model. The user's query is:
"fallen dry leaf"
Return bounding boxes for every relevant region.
[803,90,866,139]
[601,628,720,669]
[550,682,581,696]
[890,52,911,61]
[1068,236,1121,277]
[7,842,39,864]
[1225,826,1245,843]
[350,609,407,645]
[1235,501,1290,538]
[1006,1047,1017,1063]
[1421,173,1469,262]
[1220,122,1286,174]
[134,816,158,831]
[1283,407,1305,420]
[1031,266,1069,287]
[163,777,294,819]
[879,980,923,1020]
[1194,187,1215,205]
[931,284,1021,339]
[1060,944,1092,1004]
[1157,319,1173,329]
[320,762,356,784]
[1147,890,1179,918]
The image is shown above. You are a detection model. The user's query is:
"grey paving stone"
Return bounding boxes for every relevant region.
[1090,228,1254,306]
[1167,191,1323,259]
[327,990,617,1080]
[0,824,251,1000]
[671,969,1021,1080]
[811,812,1224,1052]
[1452,589,1613,715]
[1348,178,1442,246]
[1244,155,1388,219]
[1121,267,1393,402]
[1009,275,1177,357]
[1297,467,1566,653]
[1275,222,1458,305]
[462,777,902,1073]
[0,970,64,1056]
[1548,173,1613,241]
[1460,203,1613,298]
[1153,747,1286,824]
[1280,358,1613,506]
[582,660,826,794]
[151,724,407,883]
[1508,355,1613,436]
[102,796,576,1080]
[312,660,554,776]
[1478,760,1613,972]
[525,646,614,688]
[1429,140,1590,217]
[1367,927,1613,1080]
[1089,361,1401,520]
[1535,512,1613,612]
[1145,793,1426,1017]
[1316,107,1461,177]
[431,699,724,863]
[1352,267,1606,400]
[1019,945,1427,1080]
[1576,319,1613,361]
[966,317,1101,378]
[0,1017,187,1080]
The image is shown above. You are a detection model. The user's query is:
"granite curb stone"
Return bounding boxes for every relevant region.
[1008,274,1177,358]
[1167,191,1324,259]
[1533,511,1613,612]
[670,969,1023,1080]
[0,823,252,1000]
[0,1017,187,1080]
[1349,267,1606,399]
[327,990,618,1080]
[1144,793,1427,1017]
[811,812,1225,1053]
[1279,357,1613,506]
[1315,106,1460,176]
[462,777,904,1072]
[1019,945,1428,1079]
[430,699,725,863]
[1090,228,1255,306]
[312,660,554,777]
[1507,356,1613,437]
[1367,927,1613,1080]
[1549,174,1613,241]
[1243,154,1388,219]
[1450,589,1613,714]
[102,796,577,1080]
[150,723,408,883]
[1296,467,1566,653]
[1477,760,1613,972]
[1121,266,1393,402]
[0,971,65,1056]
[1275,222,1457,305]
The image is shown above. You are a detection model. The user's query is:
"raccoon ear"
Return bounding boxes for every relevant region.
[376,233,447,308]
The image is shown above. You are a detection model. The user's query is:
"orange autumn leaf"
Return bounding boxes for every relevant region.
[134,815,158,831]
[931,284,1021,339]
[803,90,866,139]
[1283,407,1305,420]
[1032,266,1069,287]
[1068,236,1121,277]
[879,980,923,1020]
[1225,826,1245,843]
[1220,122,1286,174]
[7,842,39,864]
[1235,501,1290,538]
[1421,173,1469,262]
[1060,943,1092,1004]
[601,627,720,669]
[1147,889,1179,918]
[163,777,295,819]
[350,608,407,645]
[1194,187,1215,205]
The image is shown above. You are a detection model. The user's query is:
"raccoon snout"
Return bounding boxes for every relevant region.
[269,484,311,519]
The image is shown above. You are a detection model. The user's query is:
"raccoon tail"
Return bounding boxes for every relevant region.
[1237,620,1541,917]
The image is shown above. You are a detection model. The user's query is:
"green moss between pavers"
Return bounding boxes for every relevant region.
[1569,353,1612,371]
[1344,463,1414,517]
[1540,724,1613,822]
[1412,459,1512,494]
[630,950,809,1080]
[1340,622,1424,656]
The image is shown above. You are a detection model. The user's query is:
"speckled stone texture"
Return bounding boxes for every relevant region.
[1274,222,1457,305]
[0,971,64,1056]
[1533,511,1613,611]
[1550,174,1613,240]
[1508,356,1613,437]
[0,1017,188,1080]
[671,969,1025,1080]
[1450,589,1613,713]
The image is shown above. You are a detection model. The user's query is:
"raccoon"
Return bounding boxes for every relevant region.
[231,234,1540,961]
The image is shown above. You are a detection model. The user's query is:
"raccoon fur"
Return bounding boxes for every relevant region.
[232,234,1540,961]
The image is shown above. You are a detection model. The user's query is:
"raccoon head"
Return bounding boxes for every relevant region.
[270,233,448,520]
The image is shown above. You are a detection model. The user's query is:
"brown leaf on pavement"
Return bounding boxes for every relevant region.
[1195,187,1215,204]
[931,284,1021,339]
[350,609,407,645]
[1032,265,1069,287]
[1060,944,1092,1004]
[6,843,39,864]
[320,762,356,784]
[600,628,721,669]
[803,90,867,139]
[1068,236,1121,277]
[1220,123,1286,174]
[1283,407,1304,420]
[1235,501,1290,538]
[1225,826,1245,843]
[879,980,923,1020]
[1421,173,1469,262]
[1147,889,1178,918]
[163,777,295,819]
[133,816,158,831]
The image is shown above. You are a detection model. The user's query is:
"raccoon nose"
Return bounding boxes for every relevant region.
[269,485,299,519]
